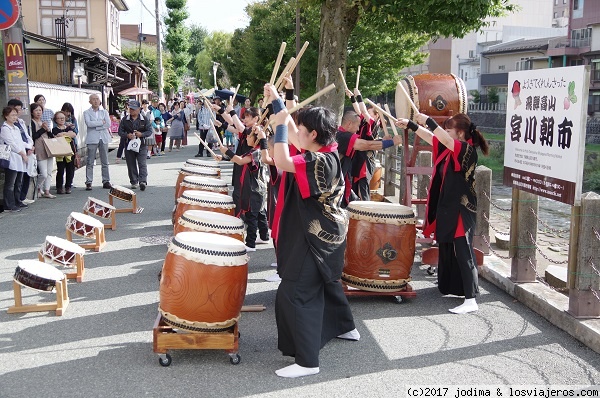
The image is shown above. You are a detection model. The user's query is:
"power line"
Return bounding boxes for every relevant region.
[138,0,163,26]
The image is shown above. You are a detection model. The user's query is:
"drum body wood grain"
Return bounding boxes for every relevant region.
[343,201,416,292]
[175,166,220,200]
[174,210,244,241]
[159,232,248,331]
[396,73,467,123]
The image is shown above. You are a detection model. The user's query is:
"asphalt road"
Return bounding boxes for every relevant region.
[0,137,599,398]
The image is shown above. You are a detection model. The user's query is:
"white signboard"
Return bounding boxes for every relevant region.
[503,65,589,206]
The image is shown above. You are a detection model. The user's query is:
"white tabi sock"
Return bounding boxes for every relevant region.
[275,364,320,378]
[270,262,278,268]
[337,328,360,341]
[449,298,478,314]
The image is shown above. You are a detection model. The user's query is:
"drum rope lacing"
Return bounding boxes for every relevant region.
[172,238,246,257]
[161,315,233,333]
[182,182,227,189]
[347,207,415,220]
[179,215,244,232]
[341,274,410,290]
[180,195,234,206]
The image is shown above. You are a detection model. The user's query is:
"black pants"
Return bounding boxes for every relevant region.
[197,129,209,156]
[438,235,479,299]
[19,173,30,201]
[125,147,148,184]
[161,131,167,152]
[352,178,370,201]
[244,209,269,248]
[117,137,127,158]
[56,158,75,189]
[4,169,23,209]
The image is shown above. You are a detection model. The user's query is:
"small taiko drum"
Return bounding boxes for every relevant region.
[175,166,220,199]
[175,210,245,241]
[159,231,248,331]
[109,185,135,202]
[175,176,228,200]
[14,260,65,292]
[396,73,467,123]
[343,201,416,292]
[83,197,116,219]
[185,158,221,175]
[40,236,85,268]
[173,191,235,225]
[66,212,104,239]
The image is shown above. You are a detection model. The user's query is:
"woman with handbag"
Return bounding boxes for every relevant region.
[53,111,77,194]
[0,106,29,212]
[31,103,56,199]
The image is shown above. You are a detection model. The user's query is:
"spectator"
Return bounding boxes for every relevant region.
[158,103,170,153]
[83,93,112,191]
[7,99,34,203]
[118,100,152,191]
[166,101,185,152]
[240,97,252,119]
[53,111,77,194]
[61,102,79,134]
[33,94,54,128]
[1,106,29,211]
[30,103,56,199]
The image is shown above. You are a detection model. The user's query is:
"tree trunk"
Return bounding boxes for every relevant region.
[316,0,359,120]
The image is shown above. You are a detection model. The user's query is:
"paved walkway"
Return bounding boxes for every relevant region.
[1,137,599,397]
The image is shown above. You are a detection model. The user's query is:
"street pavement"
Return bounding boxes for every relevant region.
[0,136,599,398]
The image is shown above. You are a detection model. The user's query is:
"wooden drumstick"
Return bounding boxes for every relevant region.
[355,65,361,90]
[270,84,336,123]
[338,68,350,92]
[208,118,225,146]
[274,57,296,90]
[384,104,400,136]
[193,132,219,158]
[198,88,215,99]
[241,304,266,312]
[232,84,240,102]
[365,99,397,123]
[398,81,420,114]
[270,42,287,84]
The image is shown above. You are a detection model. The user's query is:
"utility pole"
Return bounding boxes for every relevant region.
[156,0,164,101]
[295,1,300,97]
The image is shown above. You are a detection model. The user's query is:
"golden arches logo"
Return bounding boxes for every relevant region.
[5,43,22,57]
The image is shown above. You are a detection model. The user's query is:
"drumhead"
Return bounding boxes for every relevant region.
[45,235,85,255]
[111,185,135,196]
[179,210,245,234]
[178,190,235,208]
[182,176,228,189]
[68,211,105,228]
[18,259,65,281]
[170,231,248,265]
[347,201,415,225]
[86,197,116,210]
[185,159,220,169]
[180,166,219,177]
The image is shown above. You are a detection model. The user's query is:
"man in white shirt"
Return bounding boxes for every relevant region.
[83,93,112,190]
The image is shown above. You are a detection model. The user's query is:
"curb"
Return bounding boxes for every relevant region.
[480,255,600,354]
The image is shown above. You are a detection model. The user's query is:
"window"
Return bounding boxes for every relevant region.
[110,3,120,46]
[468,50,475,58]
[516,57,533,71]
[40,0,88,39]
[573,0,579,10]
[498,65,505,70]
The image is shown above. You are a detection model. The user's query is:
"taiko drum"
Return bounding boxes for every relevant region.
[175,176,228,200]
[159,232,248,331]
[185,158,221,176]
[175,166,220,199]
[174,210,245,241]
[172,190,235,225]
[395,73,467,123]
[343,201,416,292]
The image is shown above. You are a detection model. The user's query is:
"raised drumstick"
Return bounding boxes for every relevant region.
[355,65,361,90]
[398,81,420,114]
[270,42,287,85]
[193,132,218,158]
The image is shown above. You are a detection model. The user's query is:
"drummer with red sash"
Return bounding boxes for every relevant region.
[264,83,359,378]
[395,113,489,314]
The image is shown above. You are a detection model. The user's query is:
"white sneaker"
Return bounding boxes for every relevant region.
[22,199,35,204]
[256,236,270,244]
[265,273,281,282]
[245,245,256,252]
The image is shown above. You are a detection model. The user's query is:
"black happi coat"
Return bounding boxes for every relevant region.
[235,146,267,216]
[424,136,478,243]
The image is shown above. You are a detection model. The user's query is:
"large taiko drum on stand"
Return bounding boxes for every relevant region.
[395,73,467,122]
[175,176,228,200]
[159,231,248,331]
[342,201,416,292]
[185,159,221,176]
[174,210,245,241]
[175,166,220,200]
[173,191,235,225]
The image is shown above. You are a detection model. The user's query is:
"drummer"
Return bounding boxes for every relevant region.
[337,89,401,206]
[395,113,489,314]
[265,83,358,379]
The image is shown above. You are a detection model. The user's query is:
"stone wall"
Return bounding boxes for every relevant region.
[468,110,600,144]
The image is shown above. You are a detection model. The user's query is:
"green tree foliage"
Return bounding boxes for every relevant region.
[188,24,208,69]
[488,86,499,104]
[121,44,178,95]
[192,31,233,90]
[164,0,191,86]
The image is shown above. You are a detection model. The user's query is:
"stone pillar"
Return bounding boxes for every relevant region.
[474,166,492,255]
[416,151,431,219]
[509,188,538,283]
[568,192,600,318]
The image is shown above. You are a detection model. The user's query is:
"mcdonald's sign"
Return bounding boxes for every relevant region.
[4,42,24,70]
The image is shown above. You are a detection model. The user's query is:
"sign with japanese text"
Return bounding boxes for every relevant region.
[503,66,589,206]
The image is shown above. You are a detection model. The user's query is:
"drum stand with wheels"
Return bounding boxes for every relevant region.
[109,192,138,214]
[38,251,85,283]
[152,314,241,367]
[7,279,69,316]
[341,281,417,303]
[66,225,106,252]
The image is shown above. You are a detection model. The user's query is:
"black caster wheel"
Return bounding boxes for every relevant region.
[394,295,403,304]
[158,353,172,367]
[426,266,436,276]
[229,354,241,365]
